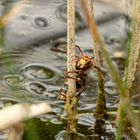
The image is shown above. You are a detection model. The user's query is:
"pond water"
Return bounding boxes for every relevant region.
[0,0,136,140]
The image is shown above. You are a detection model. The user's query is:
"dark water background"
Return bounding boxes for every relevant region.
[0,0,135,139]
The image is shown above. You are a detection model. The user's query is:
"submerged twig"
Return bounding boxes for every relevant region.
[65,0,78,135]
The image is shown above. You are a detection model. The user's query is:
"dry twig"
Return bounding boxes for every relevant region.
[0,103,51,131]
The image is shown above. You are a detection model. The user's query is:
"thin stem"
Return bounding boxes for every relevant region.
[88,0,100,67]
[125,0,140,91]
[65,0,78,135]
[88,0,106,118]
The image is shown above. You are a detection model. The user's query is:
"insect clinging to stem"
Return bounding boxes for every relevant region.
[50,40,99,101]
[50,40,99,72]
[59,72,87,101]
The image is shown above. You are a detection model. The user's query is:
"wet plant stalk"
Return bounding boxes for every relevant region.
[65,0,78,135]
[95,70,106,118]
[116,99,126,140]
[116,1,140,139]
[88,0,106,118]
[88,0,100,66]
[125,0,139,93]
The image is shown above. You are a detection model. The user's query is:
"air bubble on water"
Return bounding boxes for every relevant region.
[33,17,48,29]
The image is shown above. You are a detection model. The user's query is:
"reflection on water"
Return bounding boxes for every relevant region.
[0,0,133,139]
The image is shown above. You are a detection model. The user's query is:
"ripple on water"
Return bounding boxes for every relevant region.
[55,130,86,140]
[0,47,120,123]
[50,39,67,60]
[24,80,60,101]
[40,114,62,124]
[4,74,24,89]
[39,105,65,125]
[24,81,48,98]
[78,113,95,127]
[20,63,61,83]
[56,4,83,27]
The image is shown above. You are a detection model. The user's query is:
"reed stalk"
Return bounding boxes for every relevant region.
[116,1,140,139]
[65,0,78,135]
[88,0,106,118]
[125,0,140,92]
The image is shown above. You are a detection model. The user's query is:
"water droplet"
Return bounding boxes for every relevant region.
[33,17,48,29]
[19,14,28,20]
